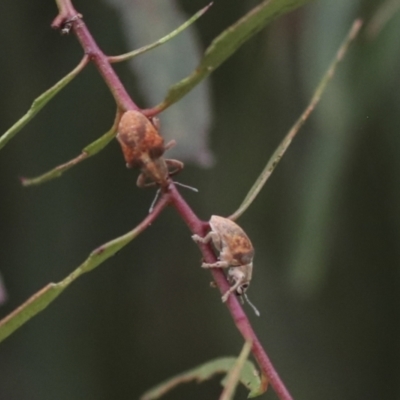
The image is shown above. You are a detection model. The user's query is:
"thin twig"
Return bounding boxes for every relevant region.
[53,0,138,111]
[0,192,170,343]
[169,185,291,400]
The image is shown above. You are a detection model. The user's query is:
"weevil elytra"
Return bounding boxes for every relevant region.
[192,215,260,316]
[117,110,183,189]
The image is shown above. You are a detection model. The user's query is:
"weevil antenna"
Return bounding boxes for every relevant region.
[173,181,198,192]
[244,293,260,317]
[149,188,161,213]
[149,183,197,213]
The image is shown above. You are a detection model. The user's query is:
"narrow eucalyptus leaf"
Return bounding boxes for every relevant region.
[0,57,87,150]
[21,124,117,187]
[158,0,315,109]
[0,198,168,343]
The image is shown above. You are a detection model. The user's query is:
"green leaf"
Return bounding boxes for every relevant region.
[0,57,88,150]
[219,341,261,400]
[140,345,264,400]
[0,196,169,343]
[21,122,118,186]
[229,19,363,221]
[154,0,315,112]
[108,2,213,63]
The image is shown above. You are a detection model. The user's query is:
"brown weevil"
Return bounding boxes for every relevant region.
[117,110,184,188]
[192,215,260,316]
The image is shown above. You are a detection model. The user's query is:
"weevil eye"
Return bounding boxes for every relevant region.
[236,283,249,295]
[149,145,164,159]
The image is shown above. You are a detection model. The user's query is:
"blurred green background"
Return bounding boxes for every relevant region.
[1,0,399,399]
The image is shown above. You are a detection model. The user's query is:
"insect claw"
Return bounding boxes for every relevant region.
[221,293,229,302]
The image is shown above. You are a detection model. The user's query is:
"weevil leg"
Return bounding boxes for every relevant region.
[150,116,160,130]
[192,231,219,245]
[192,231,223,255]
[221,277,244,302]
[201,260,229,269]
[136,173,146,188]
[164,140,176,151]
[137,173,156,188]
[166,159,184,177]
[192,231,226,268]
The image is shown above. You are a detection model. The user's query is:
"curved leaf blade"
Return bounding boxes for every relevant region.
[229,19,363,221]
[154,0,315,112]
[0,196,169,343]
[21,121,118,186]
[141,345,264,400]
[219,341,263,400]
[0,57,88,150]
[108,3,213,63]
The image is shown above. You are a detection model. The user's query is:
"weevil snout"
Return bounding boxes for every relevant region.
[227,265,251,295]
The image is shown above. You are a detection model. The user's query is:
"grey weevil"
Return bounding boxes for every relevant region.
[192,215,260,316]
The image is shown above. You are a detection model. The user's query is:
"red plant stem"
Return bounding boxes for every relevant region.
[52,2,294,399]
[169,185,293,400]
[52,0,138,112]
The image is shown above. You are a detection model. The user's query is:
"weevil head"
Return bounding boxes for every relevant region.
[228,263,260,316]
[228,263,252,295]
